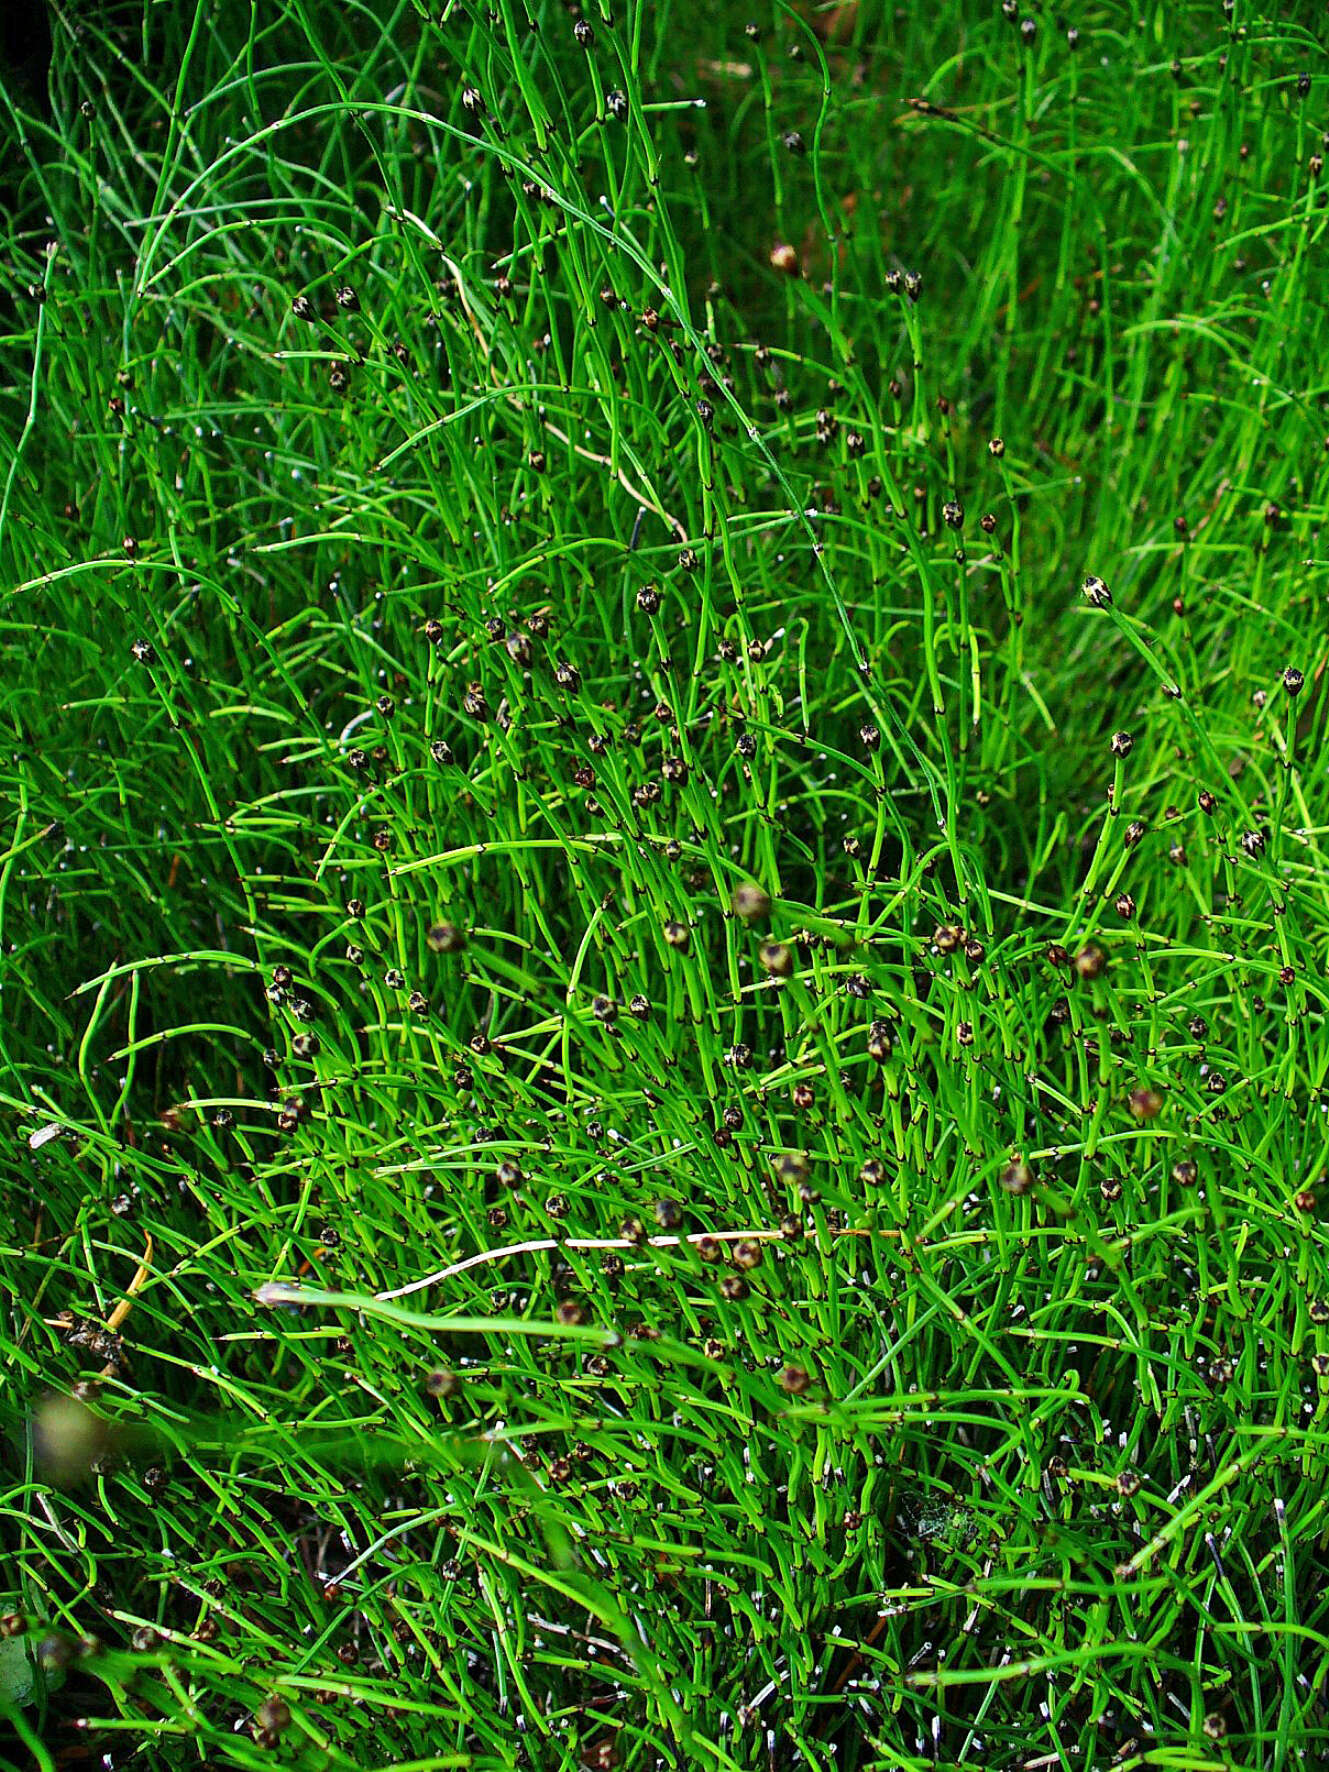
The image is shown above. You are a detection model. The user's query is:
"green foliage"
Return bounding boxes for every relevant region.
[0,1635,42,1712]
[2,0,1329,1767]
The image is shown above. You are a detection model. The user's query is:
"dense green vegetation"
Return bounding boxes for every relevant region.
[2,0,1329,1766]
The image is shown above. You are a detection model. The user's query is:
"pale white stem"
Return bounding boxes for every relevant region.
[374,1226,789,1302]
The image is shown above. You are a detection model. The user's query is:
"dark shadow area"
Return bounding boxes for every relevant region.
[1,0,52,118]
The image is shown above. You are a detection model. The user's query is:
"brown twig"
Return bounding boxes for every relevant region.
[101,1234,154,1376]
